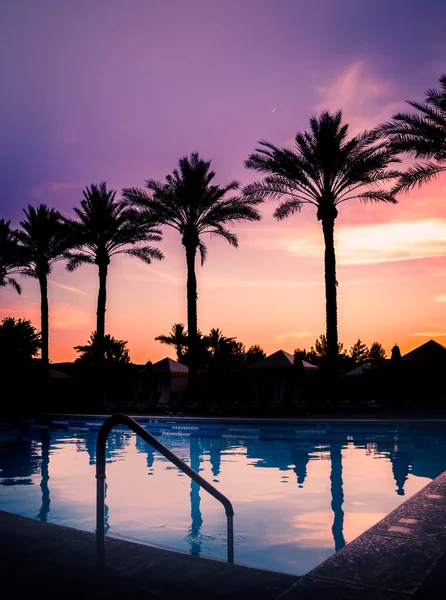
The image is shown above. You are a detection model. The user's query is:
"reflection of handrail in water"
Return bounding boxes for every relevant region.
[96,414,234,567]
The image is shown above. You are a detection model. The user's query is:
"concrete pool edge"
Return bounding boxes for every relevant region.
[278,469,446,599]
[1,471,446,599]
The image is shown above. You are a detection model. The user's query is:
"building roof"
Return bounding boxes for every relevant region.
[151,357,189,374]
[402,339,446,362]
[345,361,372,376]
[249,349,318,370]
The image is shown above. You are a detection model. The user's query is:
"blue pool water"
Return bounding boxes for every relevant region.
[1,418,446,575]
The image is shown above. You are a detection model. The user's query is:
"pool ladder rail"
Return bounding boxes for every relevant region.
[96,413,235,566]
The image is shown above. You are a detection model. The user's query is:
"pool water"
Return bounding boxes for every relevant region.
[1,419,446,575]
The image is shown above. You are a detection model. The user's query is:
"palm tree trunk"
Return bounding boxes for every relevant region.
[186,244,198,395]
[322,217,338,376]
[96,261,108,363]
[39,273,49,364]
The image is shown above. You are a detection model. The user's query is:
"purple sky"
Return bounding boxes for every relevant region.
[1,0,445,362]
[1,0,444,221]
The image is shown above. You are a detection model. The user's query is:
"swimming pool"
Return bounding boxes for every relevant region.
[1,418,446,576]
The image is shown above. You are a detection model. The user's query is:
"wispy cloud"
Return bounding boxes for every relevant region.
[276,331,312,342]
[434,294,446,303]
[126,264,179,285]
[206,277,323,289]
[410,331,446,338]
[313,61,404,135]
[278,219,446,265]
[49,280,89,296]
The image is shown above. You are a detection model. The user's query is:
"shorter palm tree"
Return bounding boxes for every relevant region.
[66,182,163,363]
[16,205,72,364]
[155,323,188,361]
[74,332,131,366]
[0,219,24,294]
[0,317,42,363]
[377,74,446,191]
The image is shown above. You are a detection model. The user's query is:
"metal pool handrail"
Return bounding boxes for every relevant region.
[96,413,234,566]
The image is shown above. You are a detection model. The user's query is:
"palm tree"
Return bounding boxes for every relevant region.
[204,328,234,358]
[0,219,24,294]
[16,205,71,364]
[74,332,131,366]
[244,111,400,375]
[66,182,163,363]
[123,153,262,391]
[377,74,446,192]
[155,323,188,361]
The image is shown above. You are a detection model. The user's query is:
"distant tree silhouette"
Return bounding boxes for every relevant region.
[155,323,188,361]
[349,339,369,365]
[245,111,400,376]
[123,153,262,393]
[203,328,246,371]
[294,347,318,365]
[66,182,163,364]
[74,332,131,367]
[368,341,386,365]
[0,219,24,294]
[245,345,266,365]
[377,74,446,192]
[16,205,72,364]
[0,317,41,363]
[204,328,232,358]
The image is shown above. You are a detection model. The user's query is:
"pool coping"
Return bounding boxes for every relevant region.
[1,471,446,598]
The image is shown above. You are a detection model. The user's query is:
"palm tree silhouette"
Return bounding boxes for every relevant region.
[123,153,262,392]
[16,205,72,364]
[244,111,400,374]
[0,219,24,294]
[155,323,188,361]
[204,328,234,358]
[377,74,446,192]
[66,182,163,363]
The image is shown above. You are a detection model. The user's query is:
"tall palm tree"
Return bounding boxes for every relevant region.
[155,323,188,361]
[16,205,72,364]
[123,153,262,391]
[377,74,446,192]
[66,182,163,363]
[244,111,400,374]
[0,219,24,294]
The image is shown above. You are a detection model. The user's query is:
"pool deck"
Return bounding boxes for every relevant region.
[1,471,445,599]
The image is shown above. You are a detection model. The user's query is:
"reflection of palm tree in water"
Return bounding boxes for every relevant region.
[37,435,50,522]
[290,444,311,487]
[187,437,203,555]
[330,442,346,551]
[390,445,410,496]
[209,439,222,477]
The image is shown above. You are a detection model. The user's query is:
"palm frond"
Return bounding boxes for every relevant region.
[123,246,164,264]
[65,252,95,272]
[354,189,398,204]
[198,240,208,265]
[273,199,303,220]
[1,276,22,294]
[392,162,446,193]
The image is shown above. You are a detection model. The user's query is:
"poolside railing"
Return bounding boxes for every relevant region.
[96,413,234,566]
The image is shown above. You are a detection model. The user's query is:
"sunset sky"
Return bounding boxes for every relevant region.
[1,0,445,364]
